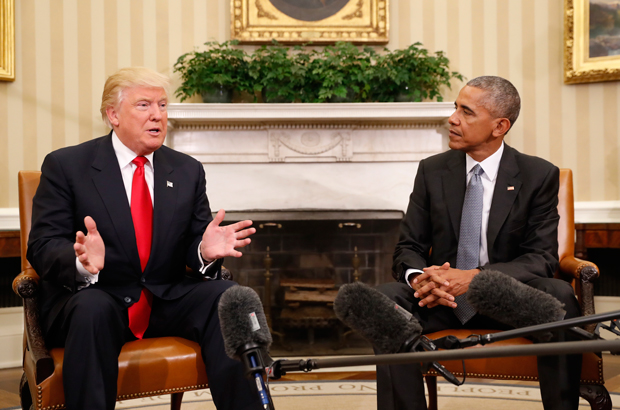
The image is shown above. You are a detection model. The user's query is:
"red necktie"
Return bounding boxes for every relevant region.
[128,156,153,339]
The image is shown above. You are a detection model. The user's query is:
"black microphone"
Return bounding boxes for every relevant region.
[333,282,462,385]
[218,285,274,410]
[467,270,566,339]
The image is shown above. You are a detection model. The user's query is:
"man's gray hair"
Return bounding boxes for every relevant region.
[466,76,521,130]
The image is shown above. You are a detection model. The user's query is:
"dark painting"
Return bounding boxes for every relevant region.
[589,0,620,58]
[268,0,351,22]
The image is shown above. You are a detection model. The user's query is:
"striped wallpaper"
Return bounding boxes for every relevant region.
[0,0,618,207]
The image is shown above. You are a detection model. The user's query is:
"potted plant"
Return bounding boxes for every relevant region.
[371,43,464,102]
[309,42,377,103]
[248,41,309,103]
[173,40,250,103]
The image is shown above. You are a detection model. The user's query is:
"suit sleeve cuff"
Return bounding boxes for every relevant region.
[75,257,99,290]
[197,241,217,278]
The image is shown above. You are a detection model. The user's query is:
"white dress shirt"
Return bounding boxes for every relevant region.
[405,142,505,286]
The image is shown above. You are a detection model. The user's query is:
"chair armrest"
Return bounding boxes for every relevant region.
[221,266,233,281]
[12,267,40,298]
[559,256,599,330]
[559,256,599,282]
[13,268,55,384]
[185,265,233,281]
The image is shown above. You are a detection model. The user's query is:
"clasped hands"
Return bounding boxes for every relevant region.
[74,209,255,275]
[410,262,480,309]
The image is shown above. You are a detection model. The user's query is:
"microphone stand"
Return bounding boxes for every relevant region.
[431,309,620,349]
[267,309,620,380]
[238,342,275,410]
[268,338,620,379]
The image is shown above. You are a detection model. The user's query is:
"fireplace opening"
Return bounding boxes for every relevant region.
[221,210,403,356]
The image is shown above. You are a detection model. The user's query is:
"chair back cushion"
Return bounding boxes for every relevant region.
[18,171,41,272]
[557,169,575,271]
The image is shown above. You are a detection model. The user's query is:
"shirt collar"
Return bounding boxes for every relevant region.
[111,131,154,169]
[465,142,504,182]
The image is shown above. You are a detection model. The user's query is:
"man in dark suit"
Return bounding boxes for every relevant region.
[376,76,582,410]
[27,67,264,410]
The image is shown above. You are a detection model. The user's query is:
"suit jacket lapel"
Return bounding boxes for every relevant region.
[150,148,178,271]
[487,145,522,251]
[91,134,142,272]
[443,152,467,239]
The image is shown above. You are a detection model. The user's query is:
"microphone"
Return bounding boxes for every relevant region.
[334,282,462,385]
[218,285,274,410]
[467,270,566,335]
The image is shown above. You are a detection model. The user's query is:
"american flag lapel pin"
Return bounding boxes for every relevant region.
[507,186,515,191]
[167,181,173,188]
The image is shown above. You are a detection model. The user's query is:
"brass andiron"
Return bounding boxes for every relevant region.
[352,246,360,282]
[338,223,363,348]
[338,221,362,283]
[264,246,286,346]
[263,246,274,328]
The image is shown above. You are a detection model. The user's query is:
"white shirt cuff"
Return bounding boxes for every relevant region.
[405,268,424,288]
[75,257,99,290]
[197,241,217,278]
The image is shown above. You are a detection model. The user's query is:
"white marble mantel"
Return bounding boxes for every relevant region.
[167,102,455,123]
[166,103,453,214]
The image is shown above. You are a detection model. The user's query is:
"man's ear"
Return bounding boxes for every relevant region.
[492,118,511,137]
[106,106,120,128]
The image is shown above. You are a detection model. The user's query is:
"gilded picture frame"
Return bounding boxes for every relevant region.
[564,0,620,84]
[0,0,14,82]
[231,0,389,44]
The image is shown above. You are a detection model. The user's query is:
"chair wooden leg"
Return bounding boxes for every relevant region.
[425,375,438,410]
[171,392,184,410]
[19,372,33,410]
[579,384,612,410]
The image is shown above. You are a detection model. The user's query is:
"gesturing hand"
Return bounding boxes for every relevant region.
[74,216,105,275]
[200,209,256,261]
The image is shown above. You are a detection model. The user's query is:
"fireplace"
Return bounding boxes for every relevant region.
[167,102,453,350]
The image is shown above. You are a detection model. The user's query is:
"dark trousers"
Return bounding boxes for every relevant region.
[45,280,263,410]
[375,277,583,410]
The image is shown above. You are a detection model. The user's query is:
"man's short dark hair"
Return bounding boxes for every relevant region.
[466,76,521,130]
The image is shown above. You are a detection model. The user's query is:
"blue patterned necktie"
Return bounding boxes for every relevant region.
[454,164,484,324]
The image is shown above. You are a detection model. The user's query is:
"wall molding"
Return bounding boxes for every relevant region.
[574,201,620,223]
[1,203,620,231]
[1,197,619,231]
[0,307,23,369]
[0,208,18,230]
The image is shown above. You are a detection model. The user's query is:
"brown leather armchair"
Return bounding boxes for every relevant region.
[423,169,610,410]
[13,171,211,410]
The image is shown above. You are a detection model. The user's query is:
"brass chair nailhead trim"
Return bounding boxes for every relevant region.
[35,384,210,410]
[116,384,209,401]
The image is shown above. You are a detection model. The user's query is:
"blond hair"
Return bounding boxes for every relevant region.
[100,67,171,128]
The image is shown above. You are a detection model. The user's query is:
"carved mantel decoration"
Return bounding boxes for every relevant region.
[231,0,389,44]
[269,129,353,162]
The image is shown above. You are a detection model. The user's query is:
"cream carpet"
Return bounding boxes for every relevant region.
[114,381,616,409]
